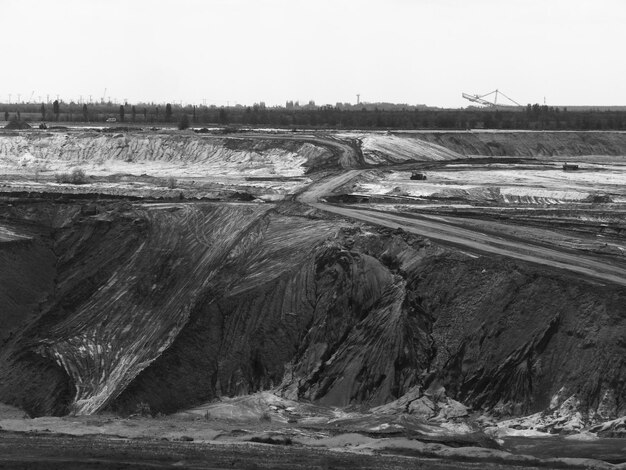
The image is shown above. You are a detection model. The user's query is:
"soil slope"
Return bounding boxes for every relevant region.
[0,202,624,426]
[411,131,626,157]
[0,132,341,176]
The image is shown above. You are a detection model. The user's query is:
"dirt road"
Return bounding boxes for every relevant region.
[310,203,626,286]
[237,132,364,169]
[299,167,626,287]
[296,169,363,203]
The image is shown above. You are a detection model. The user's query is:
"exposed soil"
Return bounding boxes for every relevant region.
[1,200,624,424]
[408,131,626,157]
[1,128,625,468]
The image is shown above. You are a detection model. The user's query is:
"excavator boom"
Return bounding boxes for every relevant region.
[462,89,521,107]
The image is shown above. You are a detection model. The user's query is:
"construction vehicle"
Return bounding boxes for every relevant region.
[410,172,427,180]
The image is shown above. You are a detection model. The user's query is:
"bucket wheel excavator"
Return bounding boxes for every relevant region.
[462,89,522,108]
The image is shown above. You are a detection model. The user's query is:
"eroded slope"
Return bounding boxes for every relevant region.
[0,133,339,176]
[1,202,624,428]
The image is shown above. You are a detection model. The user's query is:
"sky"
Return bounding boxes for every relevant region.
[2,0,625,108]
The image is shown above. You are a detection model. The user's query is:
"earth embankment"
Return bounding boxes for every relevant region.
[0,201,624,425]
[0,132,341,176]
[410,131,626,157]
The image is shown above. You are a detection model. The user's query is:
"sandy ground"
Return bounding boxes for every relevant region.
[352,160,626,203]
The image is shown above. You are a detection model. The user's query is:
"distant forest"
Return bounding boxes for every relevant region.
[2,100,626,131]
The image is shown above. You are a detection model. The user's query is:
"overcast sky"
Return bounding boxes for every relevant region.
[3,0,625,107]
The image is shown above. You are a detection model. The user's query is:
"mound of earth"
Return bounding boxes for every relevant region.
[3,119,31,130]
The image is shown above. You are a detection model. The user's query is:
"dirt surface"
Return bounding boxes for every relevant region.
[296,169,363,203]
[2,199,624,427]
[295,151,626,287]
[0,431,556,470]
[0,399,621,470]
[407,130,626,157]
[1,128,625,468]
[0,129,365,202]
[307,204,626,287]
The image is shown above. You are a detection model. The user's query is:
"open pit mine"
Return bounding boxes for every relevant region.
[1,127,625,469]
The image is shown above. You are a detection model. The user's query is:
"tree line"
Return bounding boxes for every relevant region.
[2,101,626,131]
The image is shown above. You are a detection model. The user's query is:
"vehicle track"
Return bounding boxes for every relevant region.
[310,203,626,287]
[234,132,365,169]
[299,166,626,287]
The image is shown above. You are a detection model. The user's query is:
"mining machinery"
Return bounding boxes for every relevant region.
[462,89,522,108]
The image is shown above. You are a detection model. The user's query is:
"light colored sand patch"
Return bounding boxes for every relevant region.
[352,166,626,203]
[0,225,32,242]
[359,134,462,164]
[179,391,336,424]
[564,431,600,441]
[433,167,626,190]
[498,186,590,202]
[296,433,379,448]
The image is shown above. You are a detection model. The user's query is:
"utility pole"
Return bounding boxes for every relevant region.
[356,94,360,105]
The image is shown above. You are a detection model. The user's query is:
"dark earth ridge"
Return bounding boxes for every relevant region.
[0,200,624,424]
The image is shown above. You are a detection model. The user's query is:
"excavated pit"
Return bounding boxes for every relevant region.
[0,200,624,426]
[0,129,625,465]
